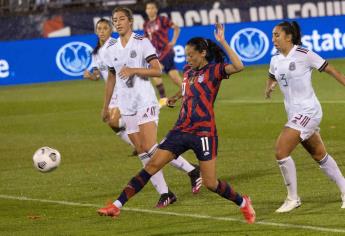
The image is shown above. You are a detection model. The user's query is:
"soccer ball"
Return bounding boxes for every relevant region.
[33,147,61,172]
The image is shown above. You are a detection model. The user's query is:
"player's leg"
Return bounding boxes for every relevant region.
[167,69,182,88]
[302,132,345,208]
[97,148,175,217]
[195,135,255,224]
[275,127,302,212]
[122,113,172,207]
[138,107,177,207]
[107,107,134,147]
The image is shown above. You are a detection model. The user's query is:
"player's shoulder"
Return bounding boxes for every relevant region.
[105,37,118,49]
[295,45,309,54]
[133,33,145,41]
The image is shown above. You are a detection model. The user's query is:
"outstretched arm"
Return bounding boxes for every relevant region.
[324,64,345,86]
[119,59,162,78]
[214,23,244,75]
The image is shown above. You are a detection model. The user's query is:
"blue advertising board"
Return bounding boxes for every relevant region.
[1,15,345,86]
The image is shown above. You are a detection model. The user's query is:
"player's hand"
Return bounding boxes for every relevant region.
[101,107,109,122]
[265,83,277,99]
[119,66,134,79]
[83,70,92,80]
[214,23,225,43]
[167,96,177,108]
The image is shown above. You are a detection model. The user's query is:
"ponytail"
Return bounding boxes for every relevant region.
[277,21,302,46]
[186,37,228,63]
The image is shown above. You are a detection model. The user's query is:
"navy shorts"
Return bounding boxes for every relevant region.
[159,130,218,161]
[160,50,176,74]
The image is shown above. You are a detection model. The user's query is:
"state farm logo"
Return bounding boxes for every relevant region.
[230,28,269,62]
[56,42,93,76]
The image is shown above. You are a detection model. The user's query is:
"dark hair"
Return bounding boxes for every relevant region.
[92,18,112,55]
[112,6,134,22]
[186,37,228,63]
[277,21,302,45]
[145,0,159,9]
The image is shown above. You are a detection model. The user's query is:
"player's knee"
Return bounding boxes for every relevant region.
[311,147,327,161]
[275,147,289,160]
[107,118,119,128]
[145,159,162,173]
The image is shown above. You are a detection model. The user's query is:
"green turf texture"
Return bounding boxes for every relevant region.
[1,60,345,235]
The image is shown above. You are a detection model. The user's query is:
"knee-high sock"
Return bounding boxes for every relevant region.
[114,169,152,208]
[213,180,243,206]
[277,156,298,200]
[147,144,195,174]
[170,156,195,173]
[138,152,168,195]
[113,118,134,147]
[319,154,345,193]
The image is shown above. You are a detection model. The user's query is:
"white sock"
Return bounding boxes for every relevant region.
[117,130,134,147]
[169,156,195,173]
[113,200,122,208]
[319,154,345,193]
[138,152,168,195]
[277,156,298,200]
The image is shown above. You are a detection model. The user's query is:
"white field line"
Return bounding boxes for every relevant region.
[1,194,345,234]
[218,100,345,104]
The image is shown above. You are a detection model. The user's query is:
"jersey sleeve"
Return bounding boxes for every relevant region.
[214,63,229,80]
[162,16,174,28]
[268,57,276,80]
[142,38,158,63]
[307,50,328,72]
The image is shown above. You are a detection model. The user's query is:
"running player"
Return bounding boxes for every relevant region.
[265,21,345,213]
[97,23,256,224]
[143,0,182,107]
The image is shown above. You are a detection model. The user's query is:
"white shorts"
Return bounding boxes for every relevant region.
[108,94,118,109]
[121,105,159,134]
[285,113,321,141]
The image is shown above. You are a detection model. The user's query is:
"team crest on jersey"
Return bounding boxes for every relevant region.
[289,62,296,71]
[197,74,204,83]
[130,50,137,58]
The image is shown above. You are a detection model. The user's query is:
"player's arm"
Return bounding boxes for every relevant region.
[169,23,180,47]
[323,64,345,86]
[167,89,182,107]
[265,77,277,99]
[102,67,116,122]
[119,57,162,78]
[214,23,244,75]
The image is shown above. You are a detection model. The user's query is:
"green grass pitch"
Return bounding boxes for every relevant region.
[1,59,345,235]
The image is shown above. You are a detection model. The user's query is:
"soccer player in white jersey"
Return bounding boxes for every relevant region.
[84,18,133,150]
[100,7,202,208]
[265,21,345,213]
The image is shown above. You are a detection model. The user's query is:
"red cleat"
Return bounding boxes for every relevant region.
[188,165,202,194]
[240,195,256,224]
[97,203,121,218]
[156,191,177,208]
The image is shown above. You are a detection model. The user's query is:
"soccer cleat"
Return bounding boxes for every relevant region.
[158,97,168,108]
[275,197,301,213]
[341,193,345,209]
[156,191,177,208]
[97,203,121,218]
[240,195,256,224]
[188,165,202,194]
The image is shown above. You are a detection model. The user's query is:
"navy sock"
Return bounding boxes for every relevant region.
[215,180,243,206]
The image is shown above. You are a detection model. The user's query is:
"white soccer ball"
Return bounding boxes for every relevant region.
[33,147,61,172]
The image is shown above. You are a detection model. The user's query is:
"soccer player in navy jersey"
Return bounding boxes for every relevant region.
[143,0,182,107]
[98,23,256,224]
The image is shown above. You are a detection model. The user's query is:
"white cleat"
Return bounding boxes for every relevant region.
[341,193,345,209]
[275,197,301,213]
